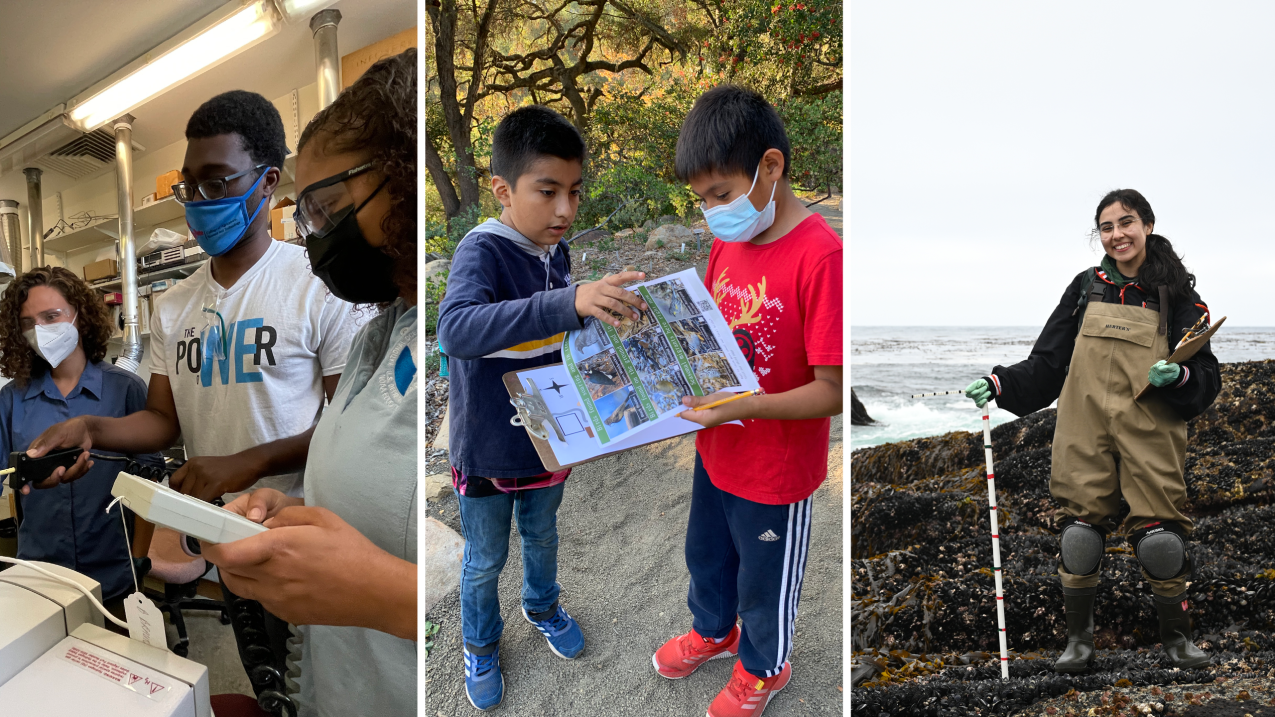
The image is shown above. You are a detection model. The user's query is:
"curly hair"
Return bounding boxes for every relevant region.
[0,267,114,384]
[298,48,417,303]
[187,90,288,169]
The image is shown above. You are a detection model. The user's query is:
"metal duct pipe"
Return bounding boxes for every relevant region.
[310,9,342,109]
[23,168,43,268]
[113,115,143,374]
[0,200,20,276]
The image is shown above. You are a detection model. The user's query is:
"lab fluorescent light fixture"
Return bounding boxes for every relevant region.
[66,1,282,133]
[273,0,339,23]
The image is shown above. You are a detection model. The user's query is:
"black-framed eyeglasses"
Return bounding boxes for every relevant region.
[295,162,380,239]
[172,164,268,204]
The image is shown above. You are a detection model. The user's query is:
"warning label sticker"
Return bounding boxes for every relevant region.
[58,644,170,700]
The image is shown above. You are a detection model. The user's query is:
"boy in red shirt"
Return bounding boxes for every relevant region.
[650,85,843,717]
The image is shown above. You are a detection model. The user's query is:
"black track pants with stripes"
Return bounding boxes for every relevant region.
[685,453,813,678]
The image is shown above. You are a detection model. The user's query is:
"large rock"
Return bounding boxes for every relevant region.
[614,228,636,239]
[850,387,875,426]
[657,214,680,226]
[850,360,1275,668]
[425,259,451,286]
[424,517,464,614]
[424,473,451,500]
[645,224,692,250]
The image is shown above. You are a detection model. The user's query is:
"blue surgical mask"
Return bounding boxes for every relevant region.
[184,170,270,256]
[701,164,777,243]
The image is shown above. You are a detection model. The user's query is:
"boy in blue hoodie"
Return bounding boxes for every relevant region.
[437,105,648,711]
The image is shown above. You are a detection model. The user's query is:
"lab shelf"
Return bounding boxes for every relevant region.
[45,196,187,253]
[89,258,207,291]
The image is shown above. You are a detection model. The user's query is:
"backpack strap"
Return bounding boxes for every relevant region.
[1157,286,1169,336]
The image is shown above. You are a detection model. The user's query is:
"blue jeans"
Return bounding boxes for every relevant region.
[456,482,565,648]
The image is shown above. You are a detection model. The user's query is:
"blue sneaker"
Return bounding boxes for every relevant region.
[463,643,503,710]
[522,604,585,659]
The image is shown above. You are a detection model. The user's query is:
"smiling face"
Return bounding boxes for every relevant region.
[1098,201,1152,277]
[493,156,583,248]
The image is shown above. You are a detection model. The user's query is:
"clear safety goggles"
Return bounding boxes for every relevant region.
[295,162,384,240]
[19,307,75,332]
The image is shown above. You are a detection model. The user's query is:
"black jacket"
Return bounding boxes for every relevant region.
[989,268,1221,422]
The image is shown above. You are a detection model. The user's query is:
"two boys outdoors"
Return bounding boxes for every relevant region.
[438,85,843,715]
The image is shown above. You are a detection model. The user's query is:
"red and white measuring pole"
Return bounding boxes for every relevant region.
[910,390,1011,679]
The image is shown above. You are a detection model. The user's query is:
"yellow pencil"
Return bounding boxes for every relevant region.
[692,390,759,411]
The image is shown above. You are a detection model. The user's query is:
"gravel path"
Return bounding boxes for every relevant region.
[424,416,844,716]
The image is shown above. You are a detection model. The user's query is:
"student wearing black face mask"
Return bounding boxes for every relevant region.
[200,49,418,717]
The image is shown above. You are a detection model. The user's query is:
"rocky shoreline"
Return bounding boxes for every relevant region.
[850,360,1275,716]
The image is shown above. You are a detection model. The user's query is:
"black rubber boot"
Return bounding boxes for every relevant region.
[1054,587,1096,673]
[1154,593,1210,668]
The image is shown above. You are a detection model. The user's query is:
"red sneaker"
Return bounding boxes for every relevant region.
[652,626,740,679]
[706,659,791,717]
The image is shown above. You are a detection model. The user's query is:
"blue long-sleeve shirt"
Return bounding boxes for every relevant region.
[438,220,582,478]
[2,360,164,601]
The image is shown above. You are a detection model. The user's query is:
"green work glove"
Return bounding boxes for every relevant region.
[965,378,993,408]
[1148,360,1181,387]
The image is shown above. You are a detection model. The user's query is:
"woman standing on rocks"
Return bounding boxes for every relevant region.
[964,189,1220,673]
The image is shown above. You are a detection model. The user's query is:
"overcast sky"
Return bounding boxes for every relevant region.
[851,1,1275,326]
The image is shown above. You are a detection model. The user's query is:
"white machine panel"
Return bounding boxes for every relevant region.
[0,582,63,687]
[0,632,196,716]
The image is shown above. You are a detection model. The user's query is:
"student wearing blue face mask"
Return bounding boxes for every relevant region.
[650,85,842,717]
[0,267,163,618]
[28,91,362,504]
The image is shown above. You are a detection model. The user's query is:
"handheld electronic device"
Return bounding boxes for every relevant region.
[6,447,85,492]
[110,472,267,545]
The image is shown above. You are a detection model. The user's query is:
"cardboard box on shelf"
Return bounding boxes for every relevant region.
[156,170,182,200]
[271,198,296,241]
[84,258,119,282]
[139,192,158,208]
[342,27,417,89]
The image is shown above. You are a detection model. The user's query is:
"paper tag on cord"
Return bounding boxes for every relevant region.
[125,592,168,650]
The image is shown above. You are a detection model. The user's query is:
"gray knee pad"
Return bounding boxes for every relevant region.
[1131,521,1192,581]
[1058,518,1105,577]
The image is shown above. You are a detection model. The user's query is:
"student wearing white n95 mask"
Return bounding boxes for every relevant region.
[0,267,164,617]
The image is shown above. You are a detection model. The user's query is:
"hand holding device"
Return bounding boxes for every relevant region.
[201,505,417,639]
[222,487,305,524]
[23,416,95,488]
[6,446,89,493]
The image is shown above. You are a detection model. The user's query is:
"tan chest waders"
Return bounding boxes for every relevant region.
[1052,299,1190,595]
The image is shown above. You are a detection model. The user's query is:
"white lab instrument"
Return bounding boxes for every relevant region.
[0,561,210,716]
[111,472,268,544]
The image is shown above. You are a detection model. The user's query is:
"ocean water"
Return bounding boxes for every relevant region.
[850,326,1275,450]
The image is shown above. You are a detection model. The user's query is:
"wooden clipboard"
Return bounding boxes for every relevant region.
[503,365,696,472]
[1135,315,1225,400]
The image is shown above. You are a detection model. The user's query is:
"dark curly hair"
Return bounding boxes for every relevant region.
[186,90,288,169]
[1094,189,1197,307]
[298,48,416,303]
[0,267,114,384]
